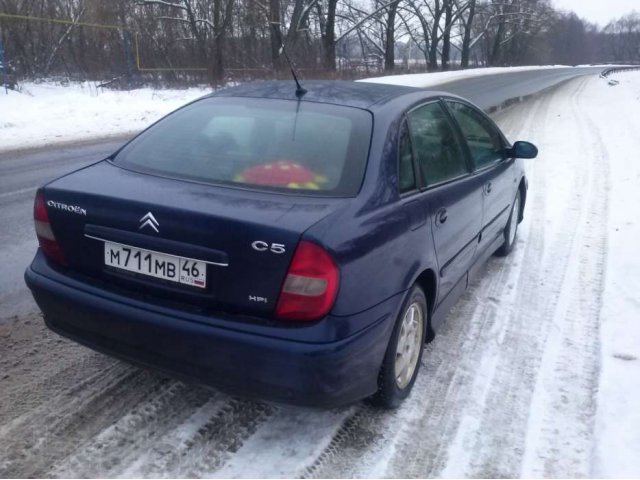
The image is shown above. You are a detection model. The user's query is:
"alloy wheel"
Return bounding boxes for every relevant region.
[395,302,424,389]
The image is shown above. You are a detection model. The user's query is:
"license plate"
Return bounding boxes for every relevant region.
[104,241,207,288]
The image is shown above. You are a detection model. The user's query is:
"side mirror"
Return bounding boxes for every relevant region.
[507,141,538,159]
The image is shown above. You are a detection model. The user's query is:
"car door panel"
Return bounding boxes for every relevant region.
[475,160,517,254]
[425,177,483,304]
[405,101,483,305]
[444,100,516,257]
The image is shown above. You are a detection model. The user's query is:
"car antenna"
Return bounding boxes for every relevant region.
[271,23,307,98]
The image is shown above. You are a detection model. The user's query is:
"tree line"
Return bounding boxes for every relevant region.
[0,0,638,86]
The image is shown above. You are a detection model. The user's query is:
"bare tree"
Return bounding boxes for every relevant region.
[458,0,476,67]
[383,0,401,71]
[136,0,235,82]
[337,0,405,71]
[0,0,637,85]
[603,11,640,63]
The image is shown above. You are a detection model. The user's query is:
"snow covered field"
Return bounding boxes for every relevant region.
[0,82,208,152]
[588,71,640,477]
[0,71,639,477]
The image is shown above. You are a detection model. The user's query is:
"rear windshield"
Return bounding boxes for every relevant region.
[113,97,373,197]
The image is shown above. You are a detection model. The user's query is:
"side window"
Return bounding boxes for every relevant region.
[407,102,468,186]
[446,101,504,168]
[398,119,416,193]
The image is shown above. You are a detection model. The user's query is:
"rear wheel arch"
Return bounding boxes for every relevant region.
[414,268,437,342]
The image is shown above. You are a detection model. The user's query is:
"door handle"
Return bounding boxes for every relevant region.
[485,182,492,194]
[437,208,448,224]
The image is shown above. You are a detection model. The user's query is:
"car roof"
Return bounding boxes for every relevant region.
[211,80,447,109]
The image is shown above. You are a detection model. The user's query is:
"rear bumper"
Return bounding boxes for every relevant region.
[24,252,400,407]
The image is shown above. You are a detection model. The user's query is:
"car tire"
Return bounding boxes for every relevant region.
[495,190,521,257]
[370,285,427,409]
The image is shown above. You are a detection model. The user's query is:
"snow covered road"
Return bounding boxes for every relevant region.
[0,72,639,477]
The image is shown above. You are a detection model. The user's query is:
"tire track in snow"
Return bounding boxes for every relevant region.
[170,398,276,478]
[457,79,593,477]
[0,361,167,477]
[519,79,609,477]
[123,395,230,478]
[50,382,219,477]
[300,406,391,478]
[0,313,106,425]
[0,314,278,478]
[420,78,590,477]
[429,76,607,478]
[212,406,354,478]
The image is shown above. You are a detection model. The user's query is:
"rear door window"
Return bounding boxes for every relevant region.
[407,102,469,186]
[446,101,504,168]
[113,97,373,197]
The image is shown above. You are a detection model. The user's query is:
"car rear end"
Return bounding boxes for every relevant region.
[25,93,394,406]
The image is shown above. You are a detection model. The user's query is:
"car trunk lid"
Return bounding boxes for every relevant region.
[41,161,343,318]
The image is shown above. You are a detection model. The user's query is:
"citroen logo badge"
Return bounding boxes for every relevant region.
[139,212,159,233]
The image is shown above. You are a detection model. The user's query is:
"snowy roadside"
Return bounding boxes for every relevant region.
[0,66,600,153]
[0,82,209,152]
[589,71,640,477]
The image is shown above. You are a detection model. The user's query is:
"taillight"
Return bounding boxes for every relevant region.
[34,190,67,266]
[275,240,339,321]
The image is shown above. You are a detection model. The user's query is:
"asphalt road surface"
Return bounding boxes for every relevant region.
[438,66,604,110]
[0,139,127,321]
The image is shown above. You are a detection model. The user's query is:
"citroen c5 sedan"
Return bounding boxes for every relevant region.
[25,80,537,408]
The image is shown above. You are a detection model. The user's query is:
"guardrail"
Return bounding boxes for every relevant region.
[600,66,640,77]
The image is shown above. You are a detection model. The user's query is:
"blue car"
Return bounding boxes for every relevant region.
[25,80,537,408]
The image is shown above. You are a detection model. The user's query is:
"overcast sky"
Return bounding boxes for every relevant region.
[552,0,639,26]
